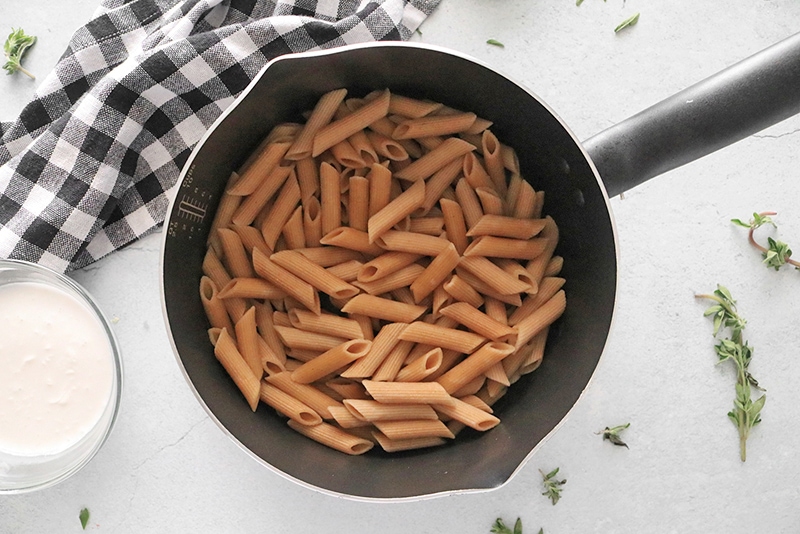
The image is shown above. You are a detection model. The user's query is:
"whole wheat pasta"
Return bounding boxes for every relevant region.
[319,162,342,236]
[451,374,487,398]
[505,173,523,213]
[454,177,484,229]
[207,179,241,255]
[228,141,291,196]
[287,419,373,455]
[436,341,516,395]
[392,111,477,140]
[202,248,231,291]
[344,399,438,422]
[348,175,370,231]
[200,276,234,333]
[348,129,378,166]
[274,325,349,352]
[320,227,384,256]
[387,94,442,118]
[231,164,292,227]
[408,216,444,236]
[358,251,422,282]
[433,396,500,432]
[330,138,365,169]
[325,259,363,282]
[462,152,494,191]
[257,337,286,375]
[367,180,425,243]
[467,214,547,240]
[362,380,454,406]
[508,277,566,325]
[325,378,369,400]
[481,130,507,197]
[496,258,538,295]
[271,249,359,299]
[501,144,521,174]
[453,267,521,306]
[374,230,451,256]
[373,419,454,441]
[442,274,485,308]
[272,310,291,327]
[302,196,323,247]
[371,339,414,382]
[484,361,510,387]
[439,302,517,345]
[440,198,468,255]
[420,157,464,214]
[252,248,321,314]
[525,215,559,282]
[261,173,301,250]
[281,206,306,250]
[341,322,407,378]
[328,405,372,428]
[395,347,443,382]
[463,235,548,260]
[458,256,532,295]
[341,294,426,323]
[409,242,460,303]
[218,228,255,278]
[231,223,271,257]
[294,246,363,267]
[475,186,504,216]
[459,394,493,413]
[353,263,425,295]
[545,255,564,277]
[312,89,390,157]
[372,431,446,452]
[288,308,364,340]
[286,88,348,160]
[214,328,260,411]
[296,157,320,202]
[235,306,265,380]
[519,326,549,375]
[260,382,322,426]
[266,371,343,419]
[514,290,566,349]
[399,321,486,354]
[254,301,286,363]
[512,179,537,219]
[223,296,248,324]
[532,190,546,219]
[291,339,372,384]
[484,296,509,326]
[365,130,409,161]
[394,137,475,182]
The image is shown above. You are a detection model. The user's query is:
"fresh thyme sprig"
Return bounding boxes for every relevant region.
[539,467,566,505]
[597,422,630,448]
[696,285,765,461]
[732,211,798,271]
[490,518,542,534]
[3,28,37,79]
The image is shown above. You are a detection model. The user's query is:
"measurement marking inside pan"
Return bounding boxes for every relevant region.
[177,195,208,223]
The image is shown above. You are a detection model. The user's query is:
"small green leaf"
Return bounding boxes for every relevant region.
[513,518,523,534]
[731,218,751,228]
[487,39,505,48]
[3,27,37,79]
[614,12,640,33]
[79,508,90,530]
[576,0,584,5]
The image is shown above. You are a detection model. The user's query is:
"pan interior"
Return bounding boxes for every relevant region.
[162,43,617,499]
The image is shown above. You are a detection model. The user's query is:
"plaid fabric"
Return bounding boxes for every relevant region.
[0,0,440,273]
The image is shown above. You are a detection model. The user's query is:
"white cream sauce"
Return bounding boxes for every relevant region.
[0,282,114,456]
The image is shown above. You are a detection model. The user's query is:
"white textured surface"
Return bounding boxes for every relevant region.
[2,1,800,532]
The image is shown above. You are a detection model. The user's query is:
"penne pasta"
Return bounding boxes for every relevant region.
[439,302,517,345]
[235,306,264,380]
[442,274,484,308]
[271,249,359,299]
[374,230,450,256]
[433,396,500,432]
[463,235,548,260]
[265,371,343,419]
[260,382,322,426]
[467,214,547,240]
[287,420,374,455]
[286,88,348,160]
[458,256,532,295]
[320,227,385,256]
[214,328,260,411]
[252,248,321,314]
[367,180,425,243]
[362,380,454,406]
[392,112,477,139]
[313,89,390,157]
[440,198,468,255]
[436,341,516,394]
[288,308,364,340]
[399,321,486,355]
[291,339,372,384]
[394,137,475,182]
[341,294,426,323]
[372,419,454,441]
[372,431,446,452]
[409,242,460,303]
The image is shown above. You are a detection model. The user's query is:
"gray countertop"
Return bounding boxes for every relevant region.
[2,1,800,532]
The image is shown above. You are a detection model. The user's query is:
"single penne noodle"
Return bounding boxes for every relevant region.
[312,89,390,157]
[288,308,364,340]
[229,141,291,196]
[436,341,515,394]
[362,379,454,406]
[454,178,484,229]
[258,336,286,375]
[208,327,224,346]
[349,313,375,340]
[454,268,522,306]
[266,122,302,143]
[348,129,378,166]
[519,326,549,375]
[464,116,493,135]
[399,321,486,354]
[261,172,301,249]
[432,284,453,318]
[341,294,426,323]
[439,302,517,345]
[532,190,546,219]
[421,157,464,214]
[274,325,349,352]
[374,230,450,256]
[321,227,384,256]
[202,248,231,290]
[451,374,487,398]
[394,137,475,182]
[286,348,323,363]
[231,223,271,257]
[525,215,559,282]
[458,256,532,295]
[365,164,392,219]
[475,186,504,216]
[365,130,409,161]
[271,249,359,299]
[207,181,241,255]
[481,130,507,197]
[330,138,365,169]
[286,88,348,160]
[328,405,372,428]
[341,322,407,378]
[358,251,422,282]
[372,419,454,441]
[467,214,547,240]
[354,263,425,295]
[476,381,507,407]
[287,419,374,455]
[462,152,494,190]
[348,175,370,231]
[409,242,460,303]
[224,296,248,324]
[296,156,320,202]
[514,290,566,349]
[484,296,509,327]
[260,382,322,426]
[388,94,443,118]
[325,259,363,282]
[484,361,511,387]
[442,274,484,308]
[395,347,443,382]
[433,396,500,432]
[254,301,286,363]
[464,235,549,260]
[266,371,344,419]
[512,179,537,219]
[458,132,483,152]
[505,173,523,213]
[501,144,521,174]
[272,310,292,328]
[545,255,564,277]
[372,431,446,452]
[252,248,321,314]
[391,286,417,307]
[231,165,292,227]
[440,198,468,255]
[496,258,538,295]
[392,111,477,140]
[281,206,306,250]
[235,306,264,380]
[325,377,369,400]
[320,162,342,236]
[371,339,414,382]
[302,196,323,247]
[408,217,444,236]
[423,349,463,382]
[214,328,260,411]
[344,399,438,422]
[508,277,566,325]
[459,394,493,413]
[367,180,425,243]
[293,246,363,267]
[291,339,372,384]
[218,228,255,278]
[200,276,234,333]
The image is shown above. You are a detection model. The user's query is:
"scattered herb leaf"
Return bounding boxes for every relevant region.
[3,27,36,79]
[540,467,566,505]
[491,518,523,534]
[597,422,630,448]
[79,508,90,530]
[614,13,640,33]
[696,285,765,461]
[732,212,798,270]
[487,39,505,48]
[576,0,584,5]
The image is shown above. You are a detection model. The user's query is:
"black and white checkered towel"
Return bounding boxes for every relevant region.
[0,0,440,272]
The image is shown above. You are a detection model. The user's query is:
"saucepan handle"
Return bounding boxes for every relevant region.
[584,32,800,197]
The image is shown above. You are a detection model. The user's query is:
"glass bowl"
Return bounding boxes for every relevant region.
[0,259,122,493]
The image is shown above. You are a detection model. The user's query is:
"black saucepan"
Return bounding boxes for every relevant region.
[161,36,800,499]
